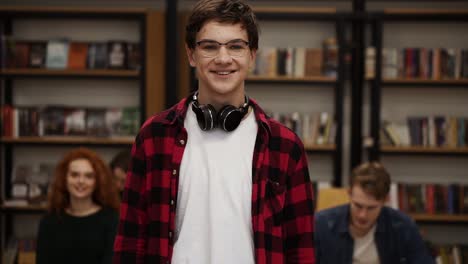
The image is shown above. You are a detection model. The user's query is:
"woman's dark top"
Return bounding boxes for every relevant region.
[36,207,119,264]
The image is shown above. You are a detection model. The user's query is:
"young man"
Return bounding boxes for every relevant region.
[109,149,131,198]
[113,0,315,263]
[314,162,434,264]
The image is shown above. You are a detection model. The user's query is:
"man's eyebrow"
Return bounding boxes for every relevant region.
[352,201,378,209]
[197,39,218,42]
[197,38,246,43]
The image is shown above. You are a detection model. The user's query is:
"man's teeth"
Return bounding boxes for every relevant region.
[217,71,231,75]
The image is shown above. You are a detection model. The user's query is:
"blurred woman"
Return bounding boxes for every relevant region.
[36,147,120,264]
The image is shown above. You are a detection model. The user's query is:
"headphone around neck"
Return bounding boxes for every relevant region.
[191,92,250,132]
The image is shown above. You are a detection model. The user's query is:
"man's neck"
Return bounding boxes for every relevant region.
[349,223,375,238]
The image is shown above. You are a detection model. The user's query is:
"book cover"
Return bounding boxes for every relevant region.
[64,108,87,135]
[107,41,127,69]
[293,47,306,77]
[87,42,108,69]
[305,48,323,77]
[120,107,140,136]
[322,37,338,78]
[86,108,108,137]
[45,39,69,69]
[41,106,66,135]
[105,108,123,136]
[68,42,88,69]
[13,41,30,68]
[29,41,47,68]
[126,42,141,70]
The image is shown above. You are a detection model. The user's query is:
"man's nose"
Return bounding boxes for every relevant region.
[358,208,368,218]
[215,46,232,63]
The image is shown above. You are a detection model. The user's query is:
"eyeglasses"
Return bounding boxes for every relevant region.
[195,39,250,58]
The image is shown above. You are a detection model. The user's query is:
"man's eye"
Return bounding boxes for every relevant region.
[229,45,244,50]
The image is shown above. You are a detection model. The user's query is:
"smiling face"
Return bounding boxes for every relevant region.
[186,20,256,107]
[349,185,386,237]
[66,158,96,202]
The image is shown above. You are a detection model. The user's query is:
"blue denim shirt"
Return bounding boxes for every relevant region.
[314,204,435,264]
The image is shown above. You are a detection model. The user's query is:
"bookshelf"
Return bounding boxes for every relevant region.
[0,136,134,146]
[0,6,165,258]
[381,146,468,155]
[410,214,468,224]
[367,9,468,232]
[381,78,468,86]
[0,68,140,78]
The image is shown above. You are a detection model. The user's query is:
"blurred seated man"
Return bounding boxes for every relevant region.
[314,162,434,264]
[110,149,131,198]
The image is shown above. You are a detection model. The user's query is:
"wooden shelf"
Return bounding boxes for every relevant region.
[247,75,336,84]
[381,78,468,85]
[304,144,335,152]
[384,8,468,15]
[253,7,336,14]
[0,68,140,78]
[381,146,468,154]
[0,6,148,14]
[0,136,134,145]
[410,214,468,223]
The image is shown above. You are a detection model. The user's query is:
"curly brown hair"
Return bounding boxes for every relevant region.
[47,147,120,213]
[185,0,259,50]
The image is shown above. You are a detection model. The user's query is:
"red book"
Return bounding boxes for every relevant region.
[425,184,435,214]
[68,42,88,69]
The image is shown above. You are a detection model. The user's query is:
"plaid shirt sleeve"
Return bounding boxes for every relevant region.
[113,132,149,264]
[283,135,316,263]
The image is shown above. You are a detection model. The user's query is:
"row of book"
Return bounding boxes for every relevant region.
[0,105,140,138]
[398,183,468,215]
[0,36,141,70]
[381,117,468,147]
[5,162,55,207]
[269,111,336,146]
[433,244,468,264]
[251,37,338,78]
[366,47,468,79]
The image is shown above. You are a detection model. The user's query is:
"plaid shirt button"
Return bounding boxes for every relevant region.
[179,139,185,145]
[172,169,177,175]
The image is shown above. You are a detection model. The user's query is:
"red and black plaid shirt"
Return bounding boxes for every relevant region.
[113,97,315,264]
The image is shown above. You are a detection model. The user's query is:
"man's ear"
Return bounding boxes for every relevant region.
[186,44,196,67]
[384,194,390,203]
[249,49,257,71]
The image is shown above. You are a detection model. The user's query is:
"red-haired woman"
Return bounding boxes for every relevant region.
[36,147,120,264]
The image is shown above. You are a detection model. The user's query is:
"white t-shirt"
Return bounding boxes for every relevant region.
[352,225,380,264]
[172,105,257,264]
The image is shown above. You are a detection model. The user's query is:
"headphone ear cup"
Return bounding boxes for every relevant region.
[218,105,243,132]
[195,104,217,131]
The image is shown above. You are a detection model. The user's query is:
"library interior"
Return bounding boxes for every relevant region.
[1,0,468,263]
